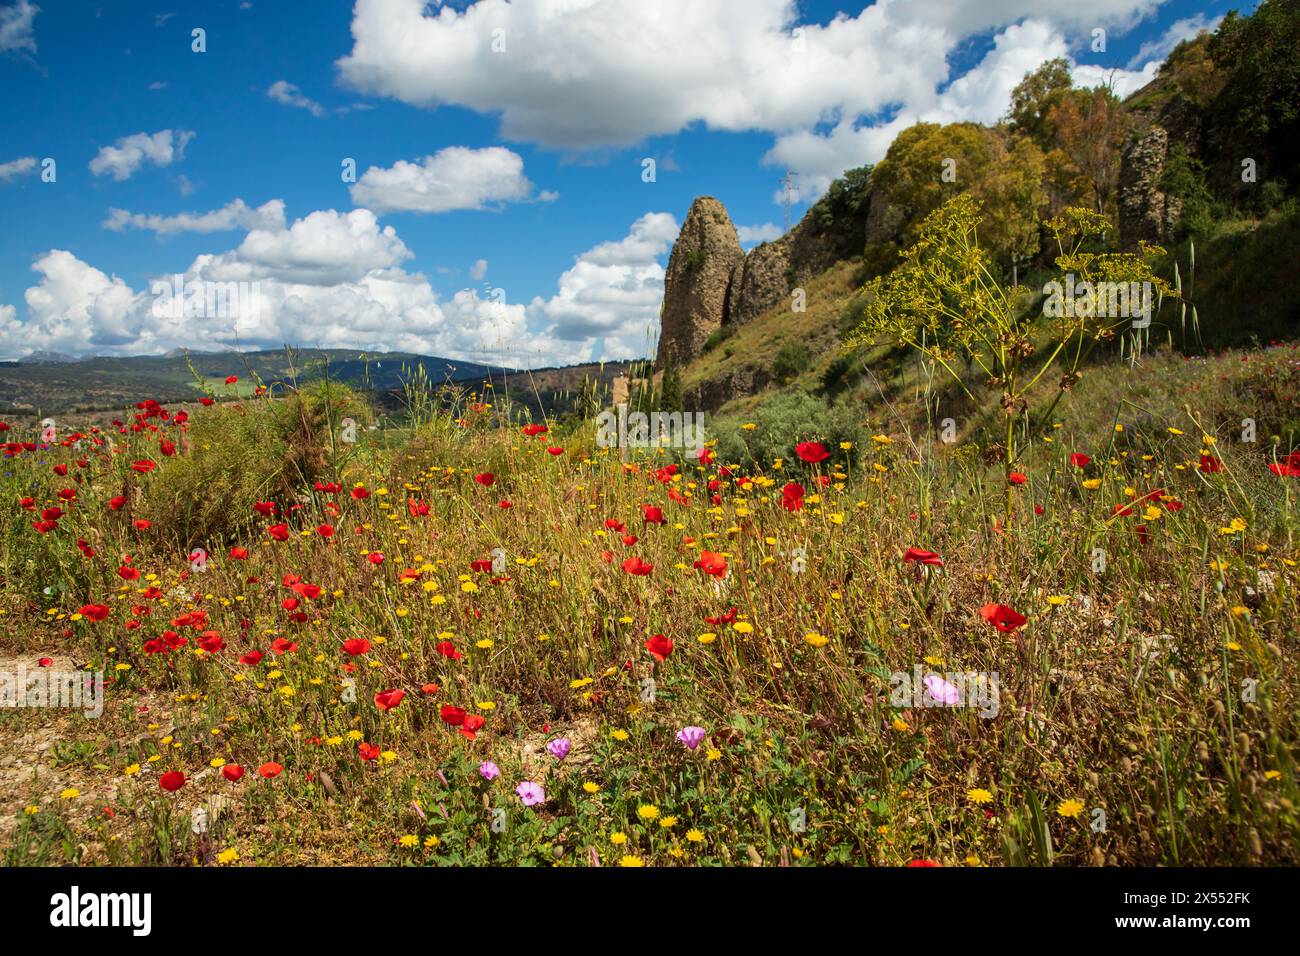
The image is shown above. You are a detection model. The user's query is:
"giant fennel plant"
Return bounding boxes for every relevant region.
[851,193,1177,522]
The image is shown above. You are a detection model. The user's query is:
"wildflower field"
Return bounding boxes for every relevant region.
[1,346,1298,869]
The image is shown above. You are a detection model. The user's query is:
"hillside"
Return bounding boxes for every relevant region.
[657,0,1300,430]
[0,347,642,420]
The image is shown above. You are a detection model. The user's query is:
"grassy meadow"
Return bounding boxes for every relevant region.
[0,343,1298,868]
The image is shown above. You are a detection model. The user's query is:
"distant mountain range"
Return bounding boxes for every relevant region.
[0,347,638,415]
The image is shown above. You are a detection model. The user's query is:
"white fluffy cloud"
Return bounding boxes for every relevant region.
[736,223,782,246]
[200,208,413,286]
[0,206,671,366]
[525,211,678,361]
[350,146,549,214]
[469,258,488,280]
[89,129,194,181]
[267,80,326,118]
[102,198,287,236]
[765,18,1070,199]
[0,156,36,182]
[0,0,38,55]
[337,0,1168,202]
[1072,61,1160,98]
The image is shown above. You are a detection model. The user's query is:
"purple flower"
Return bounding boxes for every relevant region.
[516,780,545,806]
[478,760,500,781]
[676,726,707,750]
[923,674,961,706]
[546,737,571,760]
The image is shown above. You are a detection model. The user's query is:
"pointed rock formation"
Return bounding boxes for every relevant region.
[656,176,892,376]
[655,197,743,370]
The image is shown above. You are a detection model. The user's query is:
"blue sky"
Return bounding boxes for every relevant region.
[0,0,1251,367]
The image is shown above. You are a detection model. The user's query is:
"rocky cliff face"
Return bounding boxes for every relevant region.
[1119,125,1183,246]
[656,186,884,372]
[655,197,743,371]
[1118,79,1205,247]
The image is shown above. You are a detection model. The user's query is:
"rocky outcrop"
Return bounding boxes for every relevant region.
[655,197,743,370]
[732,240,791,326]
[683,364,774,413]
[1119,125,1183,246]
[656,179,897,369]
[1118,77,1205,247]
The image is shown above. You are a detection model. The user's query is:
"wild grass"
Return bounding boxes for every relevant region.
[0,346,1297,867]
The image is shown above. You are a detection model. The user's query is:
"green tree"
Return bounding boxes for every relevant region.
[872,122,994,228]
[1208,0,1300,182]
[1047,86,1127,217]
[1007,57,1074,149]
[972,135,1048,283]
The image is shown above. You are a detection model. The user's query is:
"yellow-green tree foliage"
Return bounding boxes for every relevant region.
[873,122,1047,273]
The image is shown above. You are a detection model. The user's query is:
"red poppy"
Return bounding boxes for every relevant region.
[317,523,334,537]
[546,446,565,456]
[1269,452,1300,477]
[239,650,263,666]
[37,657,53,667]
[342,637,371,656]
[902,547,943,567]
[130,460,156,473]
[705,607,738,626]
[225,375,238,384]
[159,770,186,792]
[474,472,495,487]
[440,705,467,726]
[253,501,276,516]
[460,713,486,740]
[642,505,665,524]
[694,550,728,578]
[522,423,548,437]
[622,555,654,576]
[1069,453,1091,468]
[221,764,245,782]
[906,859,941,867]
[351,486,370,499]
[358,742,380,761]
[1198,454,1223,474]
[1008,472,1027,485]
[780,482,805,512]
[258,762,283,779]
[267,523,289,541]
[229,546,248,559]
[374,688,405,712]
[645,633,674,662]
[795,441,830,464]
[436,641,463,660]
[78,604,111,622]
[198,631,225,653]
[979,603,1026,633]
[367,552,384,565]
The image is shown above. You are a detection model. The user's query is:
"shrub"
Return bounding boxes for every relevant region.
[771,342,811,384]
[710,389,864,468]
[141,381,371,550]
